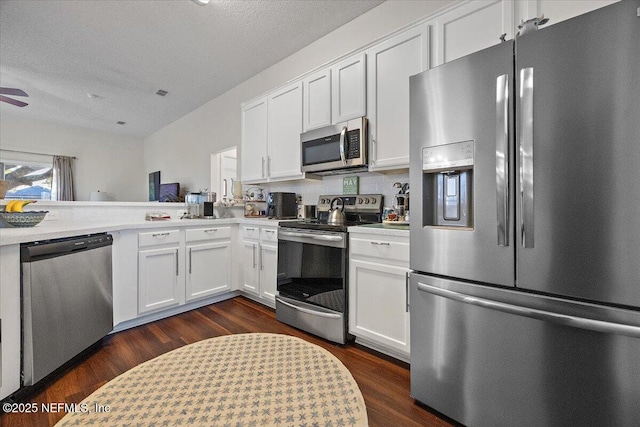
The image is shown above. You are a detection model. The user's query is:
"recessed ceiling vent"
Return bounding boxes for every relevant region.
[117,121,126,125]
[156,90,168,97]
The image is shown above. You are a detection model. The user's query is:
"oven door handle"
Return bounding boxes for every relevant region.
[279,231,307,238]
[276,297,342,319]
[279,230,344,243]
[312,235,343,242]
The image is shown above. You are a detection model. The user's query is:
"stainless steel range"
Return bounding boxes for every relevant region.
[276,194,383,344]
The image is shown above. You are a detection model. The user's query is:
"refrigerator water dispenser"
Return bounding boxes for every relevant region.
[422,140,474,228]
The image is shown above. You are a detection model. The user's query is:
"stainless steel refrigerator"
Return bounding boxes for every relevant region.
[408,1,640,426]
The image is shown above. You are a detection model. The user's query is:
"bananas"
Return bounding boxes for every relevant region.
[4,200,36,213]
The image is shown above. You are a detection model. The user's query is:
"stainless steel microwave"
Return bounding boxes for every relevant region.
[300,117,368,175]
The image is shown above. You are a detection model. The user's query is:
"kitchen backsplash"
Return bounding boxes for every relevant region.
[262,170,410,209]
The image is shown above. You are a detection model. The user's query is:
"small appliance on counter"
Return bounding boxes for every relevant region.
[200,191,216,219]
[183,191,216,219]
[184,192,201,218]
[267,192,297,219]
[297,204,317,219]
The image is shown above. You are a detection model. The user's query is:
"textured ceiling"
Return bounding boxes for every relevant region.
[0,0,384,137]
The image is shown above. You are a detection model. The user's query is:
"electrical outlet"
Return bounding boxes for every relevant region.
[43,211,58,221]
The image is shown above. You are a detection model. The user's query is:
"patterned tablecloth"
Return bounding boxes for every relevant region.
[57,333,368,426]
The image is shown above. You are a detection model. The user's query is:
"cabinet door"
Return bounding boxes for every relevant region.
[367,23,429,171]
[186,241,231,302]
[259,242,278,304]
[241,240,259,295]
[139,246,181,313]
[432,0,514,67]
[302,68,331,131]
[267,82,304,181]
[331,53,366,123]
[241,97,268,183]
[349,259,410,357]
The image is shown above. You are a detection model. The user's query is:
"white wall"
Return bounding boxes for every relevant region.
[0,114,145,201]
[144,0,453,201]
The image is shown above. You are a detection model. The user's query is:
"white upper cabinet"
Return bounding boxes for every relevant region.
[366,22,430,171]
[241,97,268,183]
[267,81,304,181]
[432,0,515,67]
[241,82,306,184]
[515,0,618,28]
[331,52,366,123]
[302,68,332,132]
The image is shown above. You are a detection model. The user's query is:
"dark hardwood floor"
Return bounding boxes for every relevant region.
[1,296,455,427]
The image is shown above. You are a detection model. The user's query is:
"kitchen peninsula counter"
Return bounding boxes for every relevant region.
[0,200,285,246]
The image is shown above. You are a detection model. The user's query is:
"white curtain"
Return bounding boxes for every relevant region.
[53,155,75,201]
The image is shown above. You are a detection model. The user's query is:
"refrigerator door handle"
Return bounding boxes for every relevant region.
[417,282,640,338]
[496,74,510,246]
[519,67,535,248]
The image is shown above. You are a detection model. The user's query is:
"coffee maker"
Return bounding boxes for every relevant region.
[200,192,216,219]
[393,194,410,219]
[267,192,297,219]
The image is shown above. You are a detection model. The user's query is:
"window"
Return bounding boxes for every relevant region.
[0,160,53,200]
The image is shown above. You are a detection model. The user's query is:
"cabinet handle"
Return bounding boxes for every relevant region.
[204,228,218,233]
[405,271,411,312]
[370,241,390,246]
[260,247,264,271]
[189,248,192,274]
[223,179,227,197]
[152,232,170,238]
[176,249,179,276]
[267,156,271,177]
[246,227,256,231]
[252,243,256,268]
[264,229,275,233]
[262,157,265,178]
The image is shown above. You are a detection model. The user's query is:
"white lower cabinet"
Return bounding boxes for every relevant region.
[349,231,410,361]
[138,230,183,314]
[138,226,232,316]
[241,225,278,306]
[259,242,278,303]
[186,227,232,301]
[0,245,21,400]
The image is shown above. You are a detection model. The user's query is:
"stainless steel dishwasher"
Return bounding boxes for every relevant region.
[20,233,113,386]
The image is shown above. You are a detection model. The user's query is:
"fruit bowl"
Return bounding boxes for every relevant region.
[0,211,48,227]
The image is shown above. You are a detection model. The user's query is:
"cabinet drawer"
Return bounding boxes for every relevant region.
[242,226,260,240]
[261,227,278,242]
[349,235,409,264]
[186,226,231,242]
[138,229,181,248]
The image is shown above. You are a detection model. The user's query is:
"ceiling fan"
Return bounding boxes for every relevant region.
[0,87,29,107]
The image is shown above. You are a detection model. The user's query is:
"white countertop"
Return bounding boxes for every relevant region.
[0,217,284,246]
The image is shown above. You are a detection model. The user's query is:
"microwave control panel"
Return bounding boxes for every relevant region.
[346,129,361,159]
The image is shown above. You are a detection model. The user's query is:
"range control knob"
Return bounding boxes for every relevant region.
[358,198,363,204]
[371,197,377,204]
[364,198,370,204]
